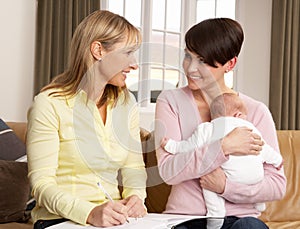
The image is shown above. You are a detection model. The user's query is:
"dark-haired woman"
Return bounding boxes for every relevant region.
[155,18,286,229]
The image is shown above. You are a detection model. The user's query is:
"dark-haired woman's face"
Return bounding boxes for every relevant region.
[183,48,226,91]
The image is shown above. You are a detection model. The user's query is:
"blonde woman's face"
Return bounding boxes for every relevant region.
[100,40,139,87]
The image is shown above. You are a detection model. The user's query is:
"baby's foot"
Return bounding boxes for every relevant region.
[206,218,224,229]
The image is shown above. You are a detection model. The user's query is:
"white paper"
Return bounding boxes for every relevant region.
[47,213,206,229]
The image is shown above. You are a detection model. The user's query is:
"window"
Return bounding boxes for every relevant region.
[197,0,236,88]
[101,0,235,107]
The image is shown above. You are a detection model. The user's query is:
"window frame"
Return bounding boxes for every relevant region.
[101,0,235,107]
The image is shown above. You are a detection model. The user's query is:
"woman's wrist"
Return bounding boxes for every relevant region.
[221,137,231,156]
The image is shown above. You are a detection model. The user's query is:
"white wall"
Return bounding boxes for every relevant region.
[0,0,36,122]
[0,0,272,126]
[235,0,272,106]
[140,0,273,131]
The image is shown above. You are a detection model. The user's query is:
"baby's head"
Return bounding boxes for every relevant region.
[210,93,247,120]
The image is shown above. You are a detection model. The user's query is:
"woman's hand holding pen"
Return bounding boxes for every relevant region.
[221,126,264,156]
[87,201,128,227]
[121,195,147,218]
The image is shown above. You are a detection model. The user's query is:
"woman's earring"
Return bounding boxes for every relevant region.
[98,57,102,62]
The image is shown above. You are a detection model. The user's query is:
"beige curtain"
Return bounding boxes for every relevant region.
[34,0,100,95]
[269,0,300,130]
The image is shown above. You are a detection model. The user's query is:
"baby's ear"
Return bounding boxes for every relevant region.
[233,111,242,118]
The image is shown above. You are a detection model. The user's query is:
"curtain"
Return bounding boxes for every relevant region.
[34,0,100,95]
[269,0,300,130]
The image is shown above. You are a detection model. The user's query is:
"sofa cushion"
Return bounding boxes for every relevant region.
[0,160,30,223]
[0,119,26,161]
[141,131,171,213]
[260,130,300,225]
[0,119,31,223]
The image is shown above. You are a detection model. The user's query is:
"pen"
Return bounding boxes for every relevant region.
[97,182,113,202]
[97,182,129,223]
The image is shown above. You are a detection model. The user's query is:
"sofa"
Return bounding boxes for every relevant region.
[1,121,300,229]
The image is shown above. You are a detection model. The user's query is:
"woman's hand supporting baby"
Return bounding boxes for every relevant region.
[200,167,226,194]
[200,127,264,194]
[221,126,264,156]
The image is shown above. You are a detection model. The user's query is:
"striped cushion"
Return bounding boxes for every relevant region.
[0,119,26,161]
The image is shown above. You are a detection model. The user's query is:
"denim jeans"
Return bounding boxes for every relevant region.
[33,218,67,229]
[221,216,269,229]
[173,216,269,229]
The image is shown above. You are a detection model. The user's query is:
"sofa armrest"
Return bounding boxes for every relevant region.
[6,122,27,144]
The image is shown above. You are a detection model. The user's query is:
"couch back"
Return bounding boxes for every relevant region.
[7,122,300,224]
[144,130,300,221]
[259,130,300,223]
[6,122,27,144]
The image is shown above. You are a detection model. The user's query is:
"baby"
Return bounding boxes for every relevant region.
[161,93,283,229]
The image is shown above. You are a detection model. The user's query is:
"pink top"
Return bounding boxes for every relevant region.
[155,86,286,217]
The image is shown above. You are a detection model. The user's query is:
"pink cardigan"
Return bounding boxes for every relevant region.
[155,86,286,217]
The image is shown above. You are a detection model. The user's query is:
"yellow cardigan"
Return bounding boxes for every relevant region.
[27,89,147,225]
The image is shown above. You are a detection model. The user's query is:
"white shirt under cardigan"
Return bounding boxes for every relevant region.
[164,116,283,218]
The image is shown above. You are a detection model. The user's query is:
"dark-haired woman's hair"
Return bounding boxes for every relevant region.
[185,18,244,67]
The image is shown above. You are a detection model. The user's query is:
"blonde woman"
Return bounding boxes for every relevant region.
[27,10,147,228]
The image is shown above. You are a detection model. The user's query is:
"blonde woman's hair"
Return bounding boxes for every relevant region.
[42,10,141,107]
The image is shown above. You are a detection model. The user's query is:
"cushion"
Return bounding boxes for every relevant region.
[0,160,30,223]
[141,130,171,213]
[0,119,26,161]
[260,131,300,223]
[0,119,32,223]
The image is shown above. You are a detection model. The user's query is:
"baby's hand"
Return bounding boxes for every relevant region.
[161,137,169,148]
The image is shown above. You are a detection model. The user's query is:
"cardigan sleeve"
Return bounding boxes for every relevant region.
[155,90,228,185]
[27,93,96,225]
